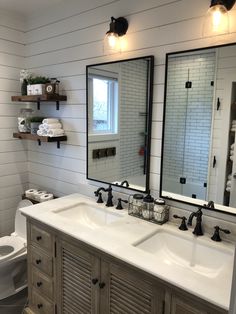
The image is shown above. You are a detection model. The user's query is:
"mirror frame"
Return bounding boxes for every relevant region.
[160,42,236,217]
[86,55,154,193]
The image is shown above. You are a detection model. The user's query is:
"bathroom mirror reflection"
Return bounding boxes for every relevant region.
[161,43,236,214]
[86,56,154,192]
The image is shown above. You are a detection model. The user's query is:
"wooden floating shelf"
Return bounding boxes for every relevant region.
[11,94,67,110]
[13,132,67,149]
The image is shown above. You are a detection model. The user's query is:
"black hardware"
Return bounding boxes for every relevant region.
[37,282,42,287]
[37,97,40,110]
[180,177,186,184]
[94,184,113,207]
[192,194,196,198]
[57,141,60,149]
[187,207,203,236]
[120,180,129,187]
[204,200,215,209]
[92,147,116,159]
[116,198,128,210]
[107,17,128,37]
[185,81,192,88]
[99,282,106,289]
[217,97,221,110]
[37,304,43,309]
[37,139,41,146]
[204,182,207,187]
[97,192,103,203]
[210,0,236,11]
[162,300,165,314]
[213,156,216,168]
[36,236,42,241]
[211,80,214,86]
[36,259,41,265]
[211,226,231,242]
[56,100,59,110]
[92,278,98,285]
[173,215,188,231]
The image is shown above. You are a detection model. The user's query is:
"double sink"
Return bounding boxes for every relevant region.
[52,200,234,280]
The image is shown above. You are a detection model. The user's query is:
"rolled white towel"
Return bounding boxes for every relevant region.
[228,174,232,180]
[25,189,38,198]
[231,143,235,149]
[43,123,62,130]
[230,155,234,161]
[39,193,54,202]
[232,120,236,125]
[227,180,232,187]
[47,129,65,137]
[43,118,59,124]
[39,124,46,130]
[226,186,231,192]
[230,150,234,156]
[37,129,47,136]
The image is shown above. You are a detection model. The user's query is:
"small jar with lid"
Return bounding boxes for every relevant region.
[128,194,143,216]
[142,194,154,220]
[18,108,33,133]
[153,199,169,224]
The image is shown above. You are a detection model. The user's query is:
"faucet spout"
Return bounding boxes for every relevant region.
[188,207,204,236]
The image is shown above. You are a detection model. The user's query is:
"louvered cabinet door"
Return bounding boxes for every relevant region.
[57,240,100,314]
[100,261,165,314]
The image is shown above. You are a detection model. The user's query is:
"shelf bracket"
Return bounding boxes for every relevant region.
[57,141,60,149]
[37,98,40,110]
[56,101,60,110]
[37,139,41,146]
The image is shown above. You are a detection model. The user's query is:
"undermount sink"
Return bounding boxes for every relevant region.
[52,202,123,229]
[133,229,234,278]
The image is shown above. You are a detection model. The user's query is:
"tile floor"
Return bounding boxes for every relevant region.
[0,288,27,314]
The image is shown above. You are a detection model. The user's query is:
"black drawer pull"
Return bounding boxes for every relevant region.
[37,282,42,287]
[37,303,43,309]
[92,278,98,285]
[99,282,106,289]
[36,236,42,241]
[36,259,41,265]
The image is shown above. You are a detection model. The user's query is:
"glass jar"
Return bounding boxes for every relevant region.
[153,199,169,224]
[18,108,33,133]
[142,194,154,220]
[128,194,143,216]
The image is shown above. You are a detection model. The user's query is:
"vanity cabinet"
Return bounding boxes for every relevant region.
[24,220,228,314]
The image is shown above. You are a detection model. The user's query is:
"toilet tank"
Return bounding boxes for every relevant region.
[14,200,33,239]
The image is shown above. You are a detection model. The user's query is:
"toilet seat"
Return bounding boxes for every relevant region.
[0,236,26,264]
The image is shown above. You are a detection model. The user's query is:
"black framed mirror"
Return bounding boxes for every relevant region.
[86,55,154,193]
[161,42,236,215]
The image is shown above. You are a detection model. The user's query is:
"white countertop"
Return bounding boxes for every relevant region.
[20,193,235,310]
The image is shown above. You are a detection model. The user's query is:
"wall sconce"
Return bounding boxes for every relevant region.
[203,0,235,36]
[104,16,128,54]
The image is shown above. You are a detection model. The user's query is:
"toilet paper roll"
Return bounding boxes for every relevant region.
[39,193,54,202]
[25,189,38,198]
[33,191,47,201]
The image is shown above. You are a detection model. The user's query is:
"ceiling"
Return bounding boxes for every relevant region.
[0,0,65,16]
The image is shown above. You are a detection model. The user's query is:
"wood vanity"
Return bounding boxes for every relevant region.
[24,218,227,314]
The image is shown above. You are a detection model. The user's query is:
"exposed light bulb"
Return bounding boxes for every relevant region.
[104,32,121,54]
[203,4,229,37]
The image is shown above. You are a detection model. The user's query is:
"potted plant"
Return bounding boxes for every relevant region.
[28,116,44,134]
[27,75,50,95]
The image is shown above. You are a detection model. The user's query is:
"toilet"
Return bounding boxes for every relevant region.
[0,199,32,300]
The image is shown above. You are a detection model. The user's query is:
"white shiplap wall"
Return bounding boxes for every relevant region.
[22,0,236,201]
[0,11,26,236]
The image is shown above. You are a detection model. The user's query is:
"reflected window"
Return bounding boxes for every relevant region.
[89,73,118,135]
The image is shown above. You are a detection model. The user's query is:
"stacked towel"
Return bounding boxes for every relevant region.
[231,120,236,132]
[229,142,235,161]
[226,173,233,192]
[37,118,65,137]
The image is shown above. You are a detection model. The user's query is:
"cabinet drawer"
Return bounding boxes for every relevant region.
[32,289,54,314]
[32,268,53,300]
[31,246,53,277]
[31,224,53,253]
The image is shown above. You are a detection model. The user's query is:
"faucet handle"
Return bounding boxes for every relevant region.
[211,226,231,242]
[116,198,128,210]
[95,192,103,203]
[173,215,188,231]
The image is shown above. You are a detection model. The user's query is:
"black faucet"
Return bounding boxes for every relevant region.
[187,207,203,236]
[203,200,215,209]
[94,184,113,207]
[120,180,129,187]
